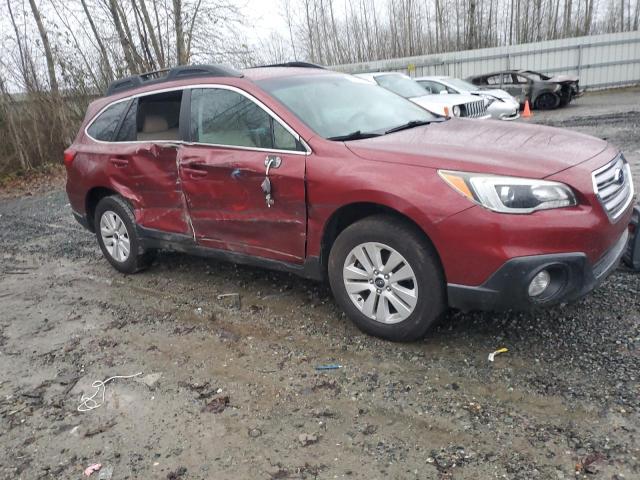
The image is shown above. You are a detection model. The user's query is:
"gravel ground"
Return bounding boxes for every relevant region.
[1,88,639,480]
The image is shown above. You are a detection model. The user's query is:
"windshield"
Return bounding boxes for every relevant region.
[374,74,429,98]
[444,78,478,91]
[257,74,436,139]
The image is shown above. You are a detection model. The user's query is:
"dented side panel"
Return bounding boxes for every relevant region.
[178,145,307,263]
[106,143,190,234]
[66,138,191,235]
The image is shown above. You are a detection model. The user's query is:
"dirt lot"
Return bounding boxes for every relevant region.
[1,88,639,480]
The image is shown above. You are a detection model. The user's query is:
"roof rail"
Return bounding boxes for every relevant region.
[252,61,326,70]
[105,64,244,96]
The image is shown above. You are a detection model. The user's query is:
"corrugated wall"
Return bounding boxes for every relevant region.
[333,31,640,90]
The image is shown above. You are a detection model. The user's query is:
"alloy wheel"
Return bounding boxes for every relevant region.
[342,242,418,324]
[100,210,131,262]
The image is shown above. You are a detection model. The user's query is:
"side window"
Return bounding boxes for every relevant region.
[87,101,130,141]
[190,88,303,151]
[136,90,182,141]
[501,74,515,84]
[114,99,138,142]
[421,81,446,94]
[273,121,298,150]
[486,75,501,85]
[515,75,529,84]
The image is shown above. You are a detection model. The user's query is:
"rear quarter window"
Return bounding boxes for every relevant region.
[87,101,130,141]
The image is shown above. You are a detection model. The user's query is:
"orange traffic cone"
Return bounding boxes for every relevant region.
[522,99,532,118]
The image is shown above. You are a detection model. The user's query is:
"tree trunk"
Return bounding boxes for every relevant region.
[137,0,166,68]
[28,0,58,93]
[173,0,187,65]
[115,1,146,69]
[108,0,139,73]
[80,0,113,81]
[185,0,203,62]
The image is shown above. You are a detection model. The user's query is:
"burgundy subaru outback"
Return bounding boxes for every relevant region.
[65,63,636,341]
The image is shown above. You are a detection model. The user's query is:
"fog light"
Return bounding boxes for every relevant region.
[528,270,551,297]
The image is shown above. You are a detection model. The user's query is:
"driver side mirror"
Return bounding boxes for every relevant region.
[439,90,448,95]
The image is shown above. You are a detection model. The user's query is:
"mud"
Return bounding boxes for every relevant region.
[1,88,639,479]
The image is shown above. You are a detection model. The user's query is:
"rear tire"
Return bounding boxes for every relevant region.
[94,195,154,274]
[328,215,446,342]
[534,92,560,110]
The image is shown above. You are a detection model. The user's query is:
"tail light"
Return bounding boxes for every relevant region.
[63,149,77,167]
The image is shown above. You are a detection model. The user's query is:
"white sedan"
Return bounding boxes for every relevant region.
[416,76,520,120]
[354,72,491,119]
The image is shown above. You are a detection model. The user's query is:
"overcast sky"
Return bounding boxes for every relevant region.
[242,0,290,43]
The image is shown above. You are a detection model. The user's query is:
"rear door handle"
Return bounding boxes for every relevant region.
[182,161,208,178]
[109,157,129,168]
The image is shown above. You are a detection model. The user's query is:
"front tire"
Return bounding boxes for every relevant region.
[328,215,446,341]
[94,195,154,274]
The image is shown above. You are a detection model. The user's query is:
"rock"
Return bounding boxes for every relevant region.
[298,433,318,446]
[361,423,377,436]
[217,293,241,310]
[137,373,162,390]
[202,396,229,414]
[166,466,187,479]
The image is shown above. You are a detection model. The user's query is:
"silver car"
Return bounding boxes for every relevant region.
[416,76,520,121]
[355,72,490,119]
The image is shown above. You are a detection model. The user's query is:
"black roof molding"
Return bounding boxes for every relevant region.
[251,61,326,70]
[105,64,244,96]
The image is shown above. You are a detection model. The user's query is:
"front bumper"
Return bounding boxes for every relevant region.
[448,229,629,311]
[487,101,520,121]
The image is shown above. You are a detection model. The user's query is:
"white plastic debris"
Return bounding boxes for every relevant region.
[488,347,509,362]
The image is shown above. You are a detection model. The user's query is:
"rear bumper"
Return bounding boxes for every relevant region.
[448,229,628,311]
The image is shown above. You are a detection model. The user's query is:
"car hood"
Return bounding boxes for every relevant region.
[345,118,609,178]
[410,93,479,107]
[470,89,515,101]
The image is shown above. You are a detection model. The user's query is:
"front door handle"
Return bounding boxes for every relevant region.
[109,157,129,168]
[264,155,282,176]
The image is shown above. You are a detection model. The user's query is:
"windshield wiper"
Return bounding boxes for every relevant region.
[385,119,436,134]
[328,130,382,141]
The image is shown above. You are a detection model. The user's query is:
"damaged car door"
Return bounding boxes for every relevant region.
[93,91,191,235]
[178,87,308,263]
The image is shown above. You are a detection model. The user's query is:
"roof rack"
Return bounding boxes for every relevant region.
[252,61,326,70]
[105,64,244,96]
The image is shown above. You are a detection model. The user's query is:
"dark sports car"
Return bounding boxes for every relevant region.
[467,70,582,110]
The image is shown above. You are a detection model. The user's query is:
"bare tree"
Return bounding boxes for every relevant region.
[173,0,187,64]
[27,0,58,93]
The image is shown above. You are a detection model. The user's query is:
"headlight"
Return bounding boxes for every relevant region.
[452,105,461,117]
[438,170,577,213]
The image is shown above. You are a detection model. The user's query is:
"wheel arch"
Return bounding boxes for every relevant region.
[318,202,445,280]
[85,186,137,232]
[532,89,559,109]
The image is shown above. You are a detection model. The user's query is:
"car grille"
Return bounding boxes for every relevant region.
[592,154,634,221]
[461,100,487,118]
